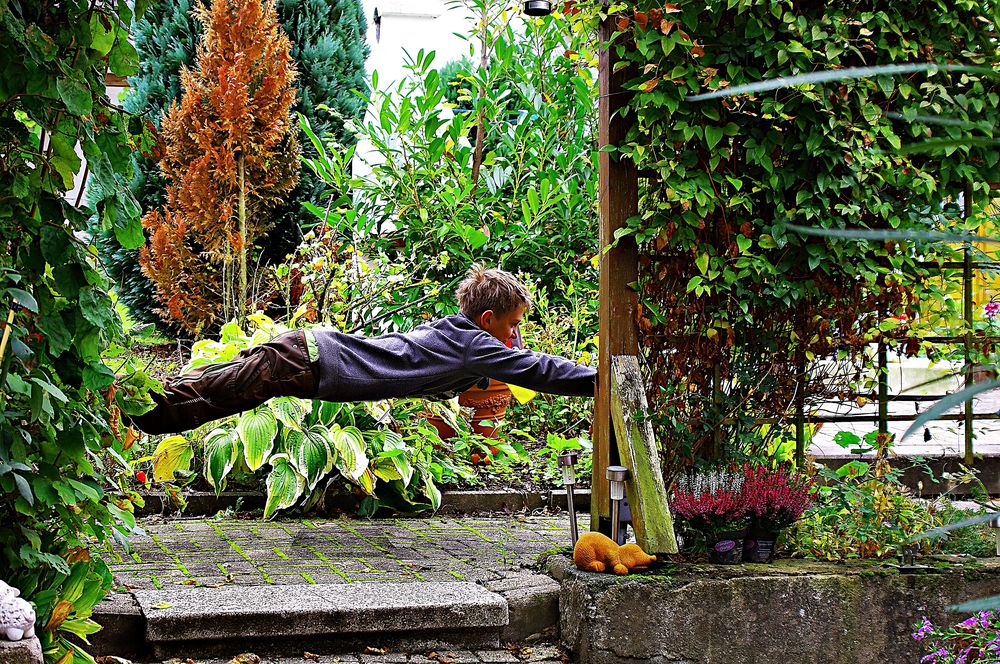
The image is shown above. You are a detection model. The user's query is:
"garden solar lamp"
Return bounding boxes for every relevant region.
[523,0,552,16]
[607,465,629,544]
[558,450,580,546]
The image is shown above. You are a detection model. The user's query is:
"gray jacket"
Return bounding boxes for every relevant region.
[311,314,596,402]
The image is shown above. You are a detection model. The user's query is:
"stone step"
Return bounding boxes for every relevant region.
[93,582,510,660]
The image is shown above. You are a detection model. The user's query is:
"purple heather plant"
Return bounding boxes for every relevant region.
[914,611,1000,663]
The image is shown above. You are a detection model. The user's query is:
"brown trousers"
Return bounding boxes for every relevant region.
[129,330,318,435]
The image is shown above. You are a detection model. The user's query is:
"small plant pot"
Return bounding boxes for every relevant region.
[743,529,780,564]
[459,379,512,440]
[708,528,747,564]
[425,413,457,441]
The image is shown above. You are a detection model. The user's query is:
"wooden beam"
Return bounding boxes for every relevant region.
[592,4,639,533]
[610,355,677,554]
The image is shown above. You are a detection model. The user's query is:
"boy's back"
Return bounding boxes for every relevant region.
[313,313,595,402]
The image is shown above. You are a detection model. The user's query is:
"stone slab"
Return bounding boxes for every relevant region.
[0,637,42,664]
[557,556,1000,664]
[136,582,508,643]
[89,591,146,658]
[486,575,560,643]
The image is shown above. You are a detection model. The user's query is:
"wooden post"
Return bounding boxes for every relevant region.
[610,356,678,554]
[593,4,639,533]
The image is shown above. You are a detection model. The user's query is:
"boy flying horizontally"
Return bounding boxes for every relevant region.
[130,266,596,435]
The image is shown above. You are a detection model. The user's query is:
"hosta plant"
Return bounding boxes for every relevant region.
[146,313,475,517]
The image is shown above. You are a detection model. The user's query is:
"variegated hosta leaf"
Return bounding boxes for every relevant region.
[316,400,346,427]
[357,467,377,496]
[237,408,278,471]
[151,436,194,482]
[331,426,369,481]
[263,453,305,519]
[373,458,403,482]
[290,425,333,491]
[382,430,405,450]
[204,428,240,493]
[320,424,340,474]
[270,396,311,432]
[422,471,442,511]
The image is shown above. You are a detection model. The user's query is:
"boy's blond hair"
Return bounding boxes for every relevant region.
[456,265,532,320]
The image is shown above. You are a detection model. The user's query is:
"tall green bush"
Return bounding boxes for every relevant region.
[583,0,1000,471]
[109,0,369,332]
[315,1,600,325]
[0,1,159,661]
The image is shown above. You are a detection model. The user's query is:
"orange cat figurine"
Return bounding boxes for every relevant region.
[573,531,656,575]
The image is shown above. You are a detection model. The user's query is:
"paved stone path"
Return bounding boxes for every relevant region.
[108,515,579,591]
[161,643,567,664]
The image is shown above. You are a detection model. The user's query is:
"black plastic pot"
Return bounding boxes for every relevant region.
[708,528,747,564]
[743,529,780,564]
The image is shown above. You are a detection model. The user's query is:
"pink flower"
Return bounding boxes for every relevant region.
[985,301,1000,320]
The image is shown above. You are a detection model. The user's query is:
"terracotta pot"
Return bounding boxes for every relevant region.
[425,413,457,440]
[458,379,512,439]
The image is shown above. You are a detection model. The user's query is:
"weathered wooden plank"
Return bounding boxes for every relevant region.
[610,355,678,554]
[593,3,639,532]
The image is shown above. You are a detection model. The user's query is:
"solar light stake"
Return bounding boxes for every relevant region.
[607,465,629,544]
[523,0,552,16]
[558,450,580,546]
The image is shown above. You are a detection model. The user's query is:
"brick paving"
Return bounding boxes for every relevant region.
[107,515,580,591]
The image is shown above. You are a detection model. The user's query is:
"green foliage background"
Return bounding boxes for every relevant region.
[0,1,159,661]
[587,0,1000,470]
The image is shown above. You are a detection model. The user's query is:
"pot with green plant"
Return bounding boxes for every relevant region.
[740,463,815,564]
[671,468,748,564]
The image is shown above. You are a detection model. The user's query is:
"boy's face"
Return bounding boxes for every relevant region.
[478,305,526,344]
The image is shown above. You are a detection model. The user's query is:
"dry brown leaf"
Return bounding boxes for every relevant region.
[303,653,320,661]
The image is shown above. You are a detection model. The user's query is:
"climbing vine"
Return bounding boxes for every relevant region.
[0,1,160,661]
[584,0,1000,471]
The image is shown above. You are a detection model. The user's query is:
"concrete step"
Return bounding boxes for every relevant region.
[92,582,510,660]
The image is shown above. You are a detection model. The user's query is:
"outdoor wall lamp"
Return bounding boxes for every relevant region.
[558,450,580,546]
[607,465,629,544]
[523,1,552,16]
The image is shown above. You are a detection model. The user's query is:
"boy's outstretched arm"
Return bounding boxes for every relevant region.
[464,333,596,397]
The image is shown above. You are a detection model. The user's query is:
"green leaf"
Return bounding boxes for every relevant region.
[13,474,33,506]
[423,472,442,511]
[237,408,278,471]
[30,377,68,403]
[109,38,139,76]
[204,428,240,492]
[290,426,332,490]
[59,617,103,642]
[88,13,115,55]
[330,426,369,482]
[264,454,306,519]
[269,397,309,432]
[705,125,724,149]
[56,77,93,117]
[7,288,38,312]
